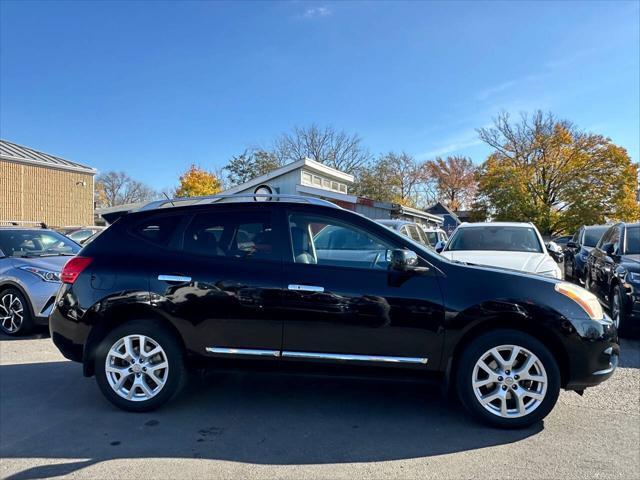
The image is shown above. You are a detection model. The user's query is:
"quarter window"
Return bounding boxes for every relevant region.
[134,215,182,247]
[288,213,394,270]
[183,212,277,261]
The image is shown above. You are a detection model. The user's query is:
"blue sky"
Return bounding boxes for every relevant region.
[1,0,638,191]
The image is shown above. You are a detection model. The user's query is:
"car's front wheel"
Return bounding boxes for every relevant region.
[94,320,186,412]
[611,285,627,333]
[456,330,560,429]
[0,288,34,336]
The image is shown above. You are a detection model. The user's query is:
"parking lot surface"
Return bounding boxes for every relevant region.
[1,331,639,480]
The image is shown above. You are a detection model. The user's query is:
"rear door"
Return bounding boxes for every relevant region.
[148,205,285,358]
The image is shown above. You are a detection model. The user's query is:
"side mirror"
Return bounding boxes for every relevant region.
[546,242,564,263]
[389,249,419,271]
[435,241,446,253]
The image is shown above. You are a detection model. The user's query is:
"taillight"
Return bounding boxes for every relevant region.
[61,256,93,284]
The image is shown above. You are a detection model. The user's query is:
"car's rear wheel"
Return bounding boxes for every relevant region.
[94,320,186,412]
[456,329,560,429]
[0,288,34,336]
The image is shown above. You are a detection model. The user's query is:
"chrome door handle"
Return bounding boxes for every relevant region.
[158,274,192,283]
[288,284,324,292]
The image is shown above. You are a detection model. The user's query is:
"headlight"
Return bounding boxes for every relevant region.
[19,266,61,282]
[554,282,603,320]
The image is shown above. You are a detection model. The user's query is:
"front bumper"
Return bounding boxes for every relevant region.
[565,318,619,391]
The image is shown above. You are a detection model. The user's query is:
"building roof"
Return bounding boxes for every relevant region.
[425,201,460,223]
[0,139,96,174]
[223,157,354,196]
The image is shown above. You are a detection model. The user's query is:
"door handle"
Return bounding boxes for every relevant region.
[158,274,192,283]
[288,284,324,292]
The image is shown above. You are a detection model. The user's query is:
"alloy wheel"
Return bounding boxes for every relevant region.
[472,344,548,419]
[105,334,169,401]
[0,293,24,334]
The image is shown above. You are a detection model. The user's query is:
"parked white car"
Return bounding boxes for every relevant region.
[439,222,564,279]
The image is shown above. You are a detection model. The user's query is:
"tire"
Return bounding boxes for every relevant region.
[0,288,34,336]
[94,320,186,412]
[564,260,572,281]
[456,329,561,429]
[611,285,628,334]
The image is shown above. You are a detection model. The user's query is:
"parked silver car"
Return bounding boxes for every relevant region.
[0,226,80,335]
[376,219,447,248]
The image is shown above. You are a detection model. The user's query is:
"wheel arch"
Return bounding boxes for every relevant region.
[444,314,571,393]
[0,280,35,319]
[82,302,187,377]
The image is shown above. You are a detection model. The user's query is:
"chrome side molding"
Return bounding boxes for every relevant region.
[204,347,429,365]
[288,284,325,292]
[205,347,280,357]
[158,274,192,283]
[281,351,428,364]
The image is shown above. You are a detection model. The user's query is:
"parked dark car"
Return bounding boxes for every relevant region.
[50,195,618,429]
[564,225,609,284]
[585,222,639,332]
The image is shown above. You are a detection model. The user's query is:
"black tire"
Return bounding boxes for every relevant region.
[611,285,629,335]
[564,260,572,281]
[456,329,561,429]
[0,288,34,336]
[94,320,186,412]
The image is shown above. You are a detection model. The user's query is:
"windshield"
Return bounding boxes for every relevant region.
[0,229,80,258]
[446,226,543,253]
[625,226,639,254]
[584,227,609,247]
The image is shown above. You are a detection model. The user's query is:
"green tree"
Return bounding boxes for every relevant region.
[175,165,222,198]
[224,149,282,186]
[474,111,640,235]
[353,152,426,207]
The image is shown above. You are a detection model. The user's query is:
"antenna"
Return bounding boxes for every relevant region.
[162,192,175,207]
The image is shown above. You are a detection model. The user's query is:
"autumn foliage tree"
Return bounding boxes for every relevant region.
[175,165,222,198]
[474,111,640,235]
[424,156,478,210]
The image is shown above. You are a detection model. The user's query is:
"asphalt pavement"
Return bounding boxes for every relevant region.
[0,330,638,480]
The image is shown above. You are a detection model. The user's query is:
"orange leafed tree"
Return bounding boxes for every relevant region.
[175,165,222,198]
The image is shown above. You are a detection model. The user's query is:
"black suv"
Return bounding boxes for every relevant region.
[564,224,610,284]
[586,222,640,333]
[50,196,619,429]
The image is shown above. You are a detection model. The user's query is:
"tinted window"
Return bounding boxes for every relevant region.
[446,226,542,253]
[625,226,639,254]
[289,213,394,270]
[183,211,276,261]
[425,231,438,246]
[0,230,80,258]
[584,226,609,247]
[134,215,182,247]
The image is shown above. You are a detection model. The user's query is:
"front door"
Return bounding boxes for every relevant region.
[149,206,285,358]
[280,209,445,370]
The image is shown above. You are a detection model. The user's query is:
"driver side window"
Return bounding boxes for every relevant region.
[288,213,395,270]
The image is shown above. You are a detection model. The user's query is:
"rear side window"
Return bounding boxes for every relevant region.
[182,211,277,261]
[133,215,182,247]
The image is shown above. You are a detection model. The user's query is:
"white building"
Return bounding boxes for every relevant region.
[223,158,443,227]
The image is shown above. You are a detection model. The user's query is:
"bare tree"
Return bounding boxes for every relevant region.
[272,124,371,174]
[95,171,157,208]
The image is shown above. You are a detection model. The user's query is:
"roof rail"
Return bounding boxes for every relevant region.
[137,193,341,212]
[0,220,48,228]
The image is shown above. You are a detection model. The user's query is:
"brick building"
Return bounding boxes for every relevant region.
[0,140,96,227]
